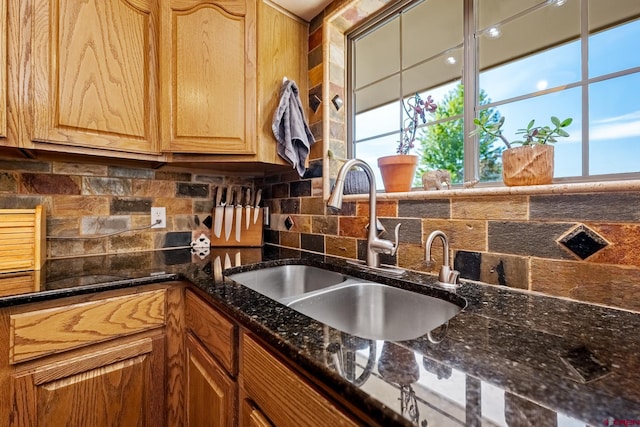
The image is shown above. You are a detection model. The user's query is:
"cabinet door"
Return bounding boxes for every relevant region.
[10,335,165,427]
[0,0,7,143]
[161,0,256,154]
[30,0,160,154]
[240,397,273,427]
[186,332,237,427]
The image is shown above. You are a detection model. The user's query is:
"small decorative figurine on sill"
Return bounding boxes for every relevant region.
[422,169,451,191]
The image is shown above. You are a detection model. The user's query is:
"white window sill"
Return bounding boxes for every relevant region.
[339,179,640,201]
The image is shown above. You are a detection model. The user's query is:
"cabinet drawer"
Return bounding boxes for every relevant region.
[9,289,166,364]
[241,334,358,427]
[185,290,236,374]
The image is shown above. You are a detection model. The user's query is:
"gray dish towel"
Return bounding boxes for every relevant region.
[272,79,315,177]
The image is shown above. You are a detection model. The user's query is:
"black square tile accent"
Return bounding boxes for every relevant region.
[290,180,311,197]
[559,225,608,260]
[454,251,482,281]
[303,160,323,179]
[264,229,279,245]
[309,91,322,113]
[202,215,212,229]
[284,216,294,230]
[301,233,324,253]
[163,232,192,248]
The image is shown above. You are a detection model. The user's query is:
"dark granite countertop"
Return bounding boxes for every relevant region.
[1,246,639,426]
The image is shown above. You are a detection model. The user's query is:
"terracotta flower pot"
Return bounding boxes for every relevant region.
[502,144,554,186]
[377,154,418,192]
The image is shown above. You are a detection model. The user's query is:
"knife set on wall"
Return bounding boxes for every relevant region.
[211,186,263,247]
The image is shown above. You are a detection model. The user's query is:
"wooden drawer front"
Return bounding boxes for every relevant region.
[9,289,166,364]
[0,206,45,272]
[241,334,358,427]
[185,290,236,374]
[0,271,40,297]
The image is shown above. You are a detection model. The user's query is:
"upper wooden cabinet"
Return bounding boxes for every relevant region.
[164,0,308,164]
[28,0,161,155]
[161,0,256,155]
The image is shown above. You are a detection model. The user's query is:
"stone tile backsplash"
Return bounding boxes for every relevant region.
[0,158,253,258]
[262,172,640,313]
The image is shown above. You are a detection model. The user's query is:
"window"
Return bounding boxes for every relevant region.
[349,0,640,188]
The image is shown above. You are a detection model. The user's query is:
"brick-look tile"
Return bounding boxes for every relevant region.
[489,221,576,260]
[397,243,431,273]
[83,177,132,196]
[326,235,357,259]
[53,196,109,216]
[280,231,301,249]
[452,196,528,220]
[263,229,279,245]
[22,173,81,195]
[339,216,369,238]
[109,233,154,253]
[290,180,312,197]
[163,231,192,248]
[0,195,48,209]
[154,171,191,181]
[47,217,80,237]
[357,200,397,218]
[454,251,529,290]
[280,198,300,214]
[48,239,107,258]
[588,223,640,267]
[53,162,108,176]
[154,197,192,215]
[301,233,324,253]
[329,201,356,216]
[290,215,312,233]
[399,199,450,219]
[0,172,18,192]
[531,258,640,312]
[301,197,325,215]
[82,216,131,235]
[176,183,209,198]
[312,215,338,235]
[379,218,422,244]
[111,198,152,214]
[108,166,154,179]
[272,183,289,198]
[531,193,640,222]
[0,159,50,172]
[132,180,175,197]
[423,219,487,252]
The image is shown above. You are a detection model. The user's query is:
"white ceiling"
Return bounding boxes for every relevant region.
[271,0,334,21]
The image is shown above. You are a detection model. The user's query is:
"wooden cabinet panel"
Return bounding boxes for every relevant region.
[161,0,256,154]
[11,335,165,427]
[0,0,7,142]
[186,332,237,427]
[30,0,160,154]
[185,289,236,374]
[240,397,274,427]
[9,289,165,364]
[241,334,358,427]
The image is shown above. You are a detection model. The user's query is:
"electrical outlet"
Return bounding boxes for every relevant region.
[151,207,166,228]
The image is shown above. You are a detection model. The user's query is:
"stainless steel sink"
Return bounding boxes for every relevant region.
[227,265,346,300]
[287,282,462,341]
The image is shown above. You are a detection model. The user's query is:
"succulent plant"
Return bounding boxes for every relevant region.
[471,113,572,149]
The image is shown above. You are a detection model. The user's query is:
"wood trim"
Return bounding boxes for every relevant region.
[165,284,186,427]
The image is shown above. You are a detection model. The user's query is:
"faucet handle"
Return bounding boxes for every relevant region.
[389,223,401,256]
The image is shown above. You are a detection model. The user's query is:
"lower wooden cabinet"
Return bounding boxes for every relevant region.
[185,332,237,427]
[184,289,360,427]
[9,335,165,427]
[0,286,172,427]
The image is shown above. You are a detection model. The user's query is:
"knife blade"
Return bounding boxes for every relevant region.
[253,188,262,224]
[245,187,251,230]
[213,185,224,238]
[235,187,243,242]
[224,186,234,241]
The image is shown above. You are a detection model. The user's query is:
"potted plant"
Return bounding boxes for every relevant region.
[471,114,572,186]
[378,93,437,192]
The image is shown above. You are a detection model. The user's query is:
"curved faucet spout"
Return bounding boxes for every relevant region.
[425,230,459,287]
[328,159,399,268]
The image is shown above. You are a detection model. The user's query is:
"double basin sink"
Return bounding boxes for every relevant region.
[227,264,464,342]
